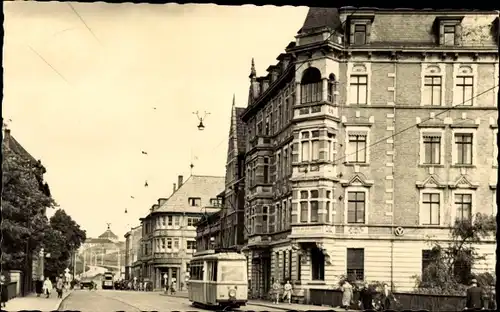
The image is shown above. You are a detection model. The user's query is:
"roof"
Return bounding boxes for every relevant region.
[155,175,225,214]
[98,228,119,241]
[84,238,115,244]
[235,107,247,153]
[299,7,341,34]
[3,129,37,163]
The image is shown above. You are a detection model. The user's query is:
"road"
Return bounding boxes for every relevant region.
[59,290,284,312]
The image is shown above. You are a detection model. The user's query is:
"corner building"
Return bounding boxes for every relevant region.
[241,7,498,301]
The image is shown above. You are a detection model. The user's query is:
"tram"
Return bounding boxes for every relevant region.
[188,248,248,309]
[102,271,114,290]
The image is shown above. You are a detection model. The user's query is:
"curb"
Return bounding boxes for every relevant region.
[248,303,357,312]
[159,293,189,299]
[55,290,73,310]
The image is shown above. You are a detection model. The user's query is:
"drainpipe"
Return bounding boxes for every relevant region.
[390,57,397,291]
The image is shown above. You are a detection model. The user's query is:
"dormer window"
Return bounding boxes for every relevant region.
[435,16,463,46]
[347,14,374,46]
[210,197,223,207]
[353,24,367,45]
[189,197,201,207]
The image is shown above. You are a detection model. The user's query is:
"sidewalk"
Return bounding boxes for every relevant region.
[159,291,359,311]
[3,289,72,312]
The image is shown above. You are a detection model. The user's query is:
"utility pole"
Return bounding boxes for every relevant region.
[73,250,77,279]
[83,250,86,276]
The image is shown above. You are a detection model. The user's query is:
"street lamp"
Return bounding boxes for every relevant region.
[193,111,210,131]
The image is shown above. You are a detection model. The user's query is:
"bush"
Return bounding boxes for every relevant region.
[413,213,496,295]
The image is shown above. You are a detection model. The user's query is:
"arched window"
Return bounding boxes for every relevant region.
[300,67,322,104]
[327,73,338,104]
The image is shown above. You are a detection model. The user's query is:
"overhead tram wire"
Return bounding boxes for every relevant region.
[331,85,499,165]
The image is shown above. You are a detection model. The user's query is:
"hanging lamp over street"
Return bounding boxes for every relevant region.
[193,111,210,131]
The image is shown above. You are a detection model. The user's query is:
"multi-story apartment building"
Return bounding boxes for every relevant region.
[240,7,498,301]
[124,225,142,280]
[196,97,248,252]
[139,175,224,290]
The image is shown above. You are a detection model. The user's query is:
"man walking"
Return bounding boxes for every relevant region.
[272,279,281,304]
[56,275,64,299]
[380,283,398,310]
[465,279,484,310]
[283,280,292,304]
[359,282,375,310]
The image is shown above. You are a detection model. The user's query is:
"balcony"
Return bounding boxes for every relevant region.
[248,136,272,151]
[289,223,335,240]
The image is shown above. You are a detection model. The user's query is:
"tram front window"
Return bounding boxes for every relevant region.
[220,262,244,282]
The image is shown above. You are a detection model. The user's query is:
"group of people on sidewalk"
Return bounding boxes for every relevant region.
[0,273,68,308]
[269,277,495,311]
[270,278,398,310]
[34,275,67,299]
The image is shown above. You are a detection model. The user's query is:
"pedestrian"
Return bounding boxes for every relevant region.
[56,275,64,299]
[282,280,292,304]
[170,279,176,295]
[43,277,53,298]
[358,282,375,310]
[35,276,44,297]
[487,287,496,310]
[1,273,9,308]
[340,280,353,310]
[380,282,397,310]
[271,279,280,304]
[465,278,484,310]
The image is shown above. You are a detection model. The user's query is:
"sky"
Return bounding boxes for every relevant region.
[3,2,309,239]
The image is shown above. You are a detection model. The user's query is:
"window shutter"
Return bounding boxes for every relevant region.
[455,24,462,46]
[366,23,372,44]
[349,23,355,44]
[439,24,444,45]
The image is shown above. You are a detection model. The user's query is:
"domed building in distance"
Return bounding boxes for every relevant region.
[79,224,125,277]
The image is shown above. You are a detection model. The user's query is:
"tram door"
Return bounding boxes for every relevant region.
[206,260,217,304]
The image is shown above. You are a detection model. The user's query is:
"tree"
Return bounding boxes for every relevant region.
[1,145,55,270]
[43,209,87,277]
[414,212,496,295]
[49,209,87,252]
[42,226,69,277]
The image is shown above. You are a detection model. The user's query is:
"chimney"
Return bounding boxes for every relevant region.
[3,128,10,147]
[178,175,183,189]
[173,183,176,194]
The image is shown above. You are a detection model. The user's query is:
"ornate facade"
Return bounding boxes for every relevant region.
[196,96,247,252]
[240,7,498,302]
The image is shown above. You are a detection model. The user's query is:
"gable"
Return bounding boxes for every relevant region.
[341,174,374,187]
[449,174,479,189]
[416,175,446,189]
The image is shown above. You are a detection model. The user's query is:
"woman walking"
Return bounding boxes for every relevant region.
[43,277,53,298]
[340,280,353,310]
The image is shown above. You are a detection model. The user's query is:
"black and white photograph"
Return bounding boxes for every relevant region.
[1,2,498,311]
